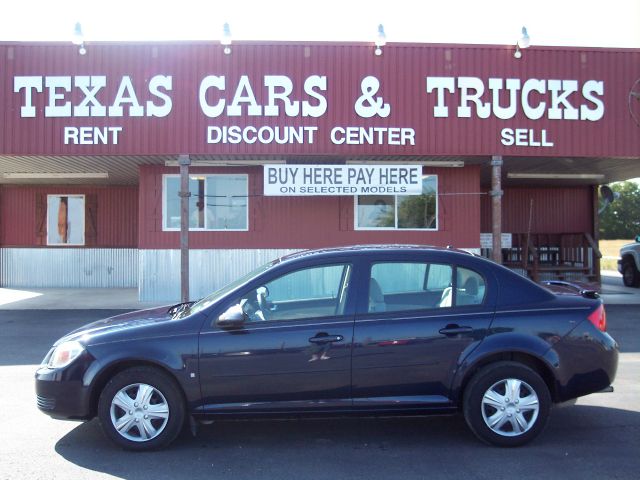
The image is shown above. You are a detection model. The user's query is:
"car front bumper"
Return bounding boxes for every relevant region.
[35,359,95,421]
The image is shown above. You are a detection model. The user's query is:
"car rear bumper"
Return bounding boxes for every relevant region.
[554,326,619,402]
[35,366,93,420]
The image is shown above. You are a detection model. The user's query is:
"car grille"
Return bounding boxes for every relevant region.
[36,394,56,411]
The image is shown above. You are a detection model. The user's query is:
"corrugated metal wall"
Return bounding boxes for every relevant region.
[139,248,297,301]
[480,186,593,233]
[0,185,138,247]
[1,248,137,287]
[139,164,482,250]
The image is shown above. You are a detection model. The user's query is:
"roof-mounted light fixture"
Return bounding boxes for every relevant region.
[2,172,109,179]
[221,23,232,55]
[72,22,87,55]
[375,24,386,56]
[513,26,530,59]
[507,173,604,180]
[164,159,286,167]
[346,160,464,167]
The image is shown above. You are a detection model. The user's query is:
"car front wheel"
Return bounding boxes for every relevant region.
[97,366,185,451]
[622,260,640,287]
[463,362,551,447]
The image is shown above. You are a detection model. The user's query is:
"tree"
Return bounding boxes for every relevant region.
[599,181,640,239]
[397,194,437,228]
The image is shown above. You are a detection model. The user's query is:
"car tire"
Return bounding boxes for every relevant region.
[463,361,551,447]
[622,260,640,287]
[97,366,185,451]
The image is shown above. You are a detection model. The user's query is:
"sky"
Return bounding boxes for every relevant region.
[1,0,639,48]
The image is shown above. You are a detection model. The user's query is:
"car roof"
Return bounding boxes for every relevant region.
[278,244,476,263]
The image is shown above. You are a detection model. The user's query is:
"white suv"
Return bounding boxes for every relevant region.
[618,236,640,287]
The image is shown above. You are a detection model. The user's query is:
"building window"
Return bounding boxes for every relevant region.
[163,174,248,231]
[47,195,85,245]
[355,175,437,230]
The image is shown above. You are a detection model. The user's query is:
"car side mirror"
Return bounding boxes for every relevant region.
[635,235,640,243]
[216,304,246,328]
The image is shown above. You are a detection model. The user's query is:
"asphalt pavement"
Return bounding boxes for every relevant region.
[0,299,638,480]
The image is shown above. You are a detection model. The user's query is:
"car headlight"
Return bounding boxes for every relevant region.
[47,341,85,369]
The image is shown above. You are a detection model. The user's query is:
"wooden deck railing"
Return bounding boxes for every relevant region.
[500,232,601,283]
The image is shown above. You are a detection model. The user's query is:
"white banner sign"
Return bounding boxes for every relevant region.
[480,233,513,249]
[263,164,423,196]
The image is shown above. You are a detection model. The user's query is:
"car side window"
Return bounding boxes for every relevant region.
[369,262,453,313]
[455,267,486,306]
[240,264,351,322]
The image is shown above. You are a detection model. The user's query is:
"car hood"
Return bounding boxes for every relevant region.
[620,242,640,252]
[55,305,177,346]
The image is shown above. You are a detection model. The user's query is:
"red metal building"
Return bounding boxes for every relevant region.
[0,41,639,300]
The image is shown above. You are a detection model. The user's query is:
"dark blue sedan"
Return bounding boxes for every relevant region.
[36,245,618,450]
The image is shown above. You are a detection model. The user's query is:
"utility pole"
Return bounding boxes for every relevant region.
[178,154,191,302]
[491,155,503,264]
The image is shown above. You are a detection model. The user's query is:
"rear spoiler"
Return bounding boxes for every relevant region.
[541,280,600,299]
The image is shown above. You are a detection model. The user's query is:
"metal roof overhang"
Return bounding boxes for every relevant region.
[0,154,638,186]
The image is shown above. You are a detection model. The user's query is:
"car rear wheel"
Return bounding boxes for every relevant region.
[622,260,640,287]
[463,362,551,447]
[97,366,185,451]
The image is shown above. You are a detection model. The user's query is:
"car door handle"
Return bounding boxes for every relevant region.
[439,325,473,336]
[309,334,343,344]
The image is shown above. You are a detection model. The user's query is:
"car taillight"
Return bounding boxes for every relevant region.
[588,304,607,332]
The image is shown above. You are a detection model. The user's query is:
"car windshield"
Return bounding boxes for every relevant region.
[177,258,280,318]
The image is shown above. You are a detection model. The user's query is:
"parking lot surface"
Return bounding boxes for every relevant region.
[0,305,638,480]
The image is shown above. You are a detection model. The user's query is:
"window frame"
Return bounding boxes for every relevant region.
[353,174,438,231]
[46,194,86,246]
[162,173,249,232]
